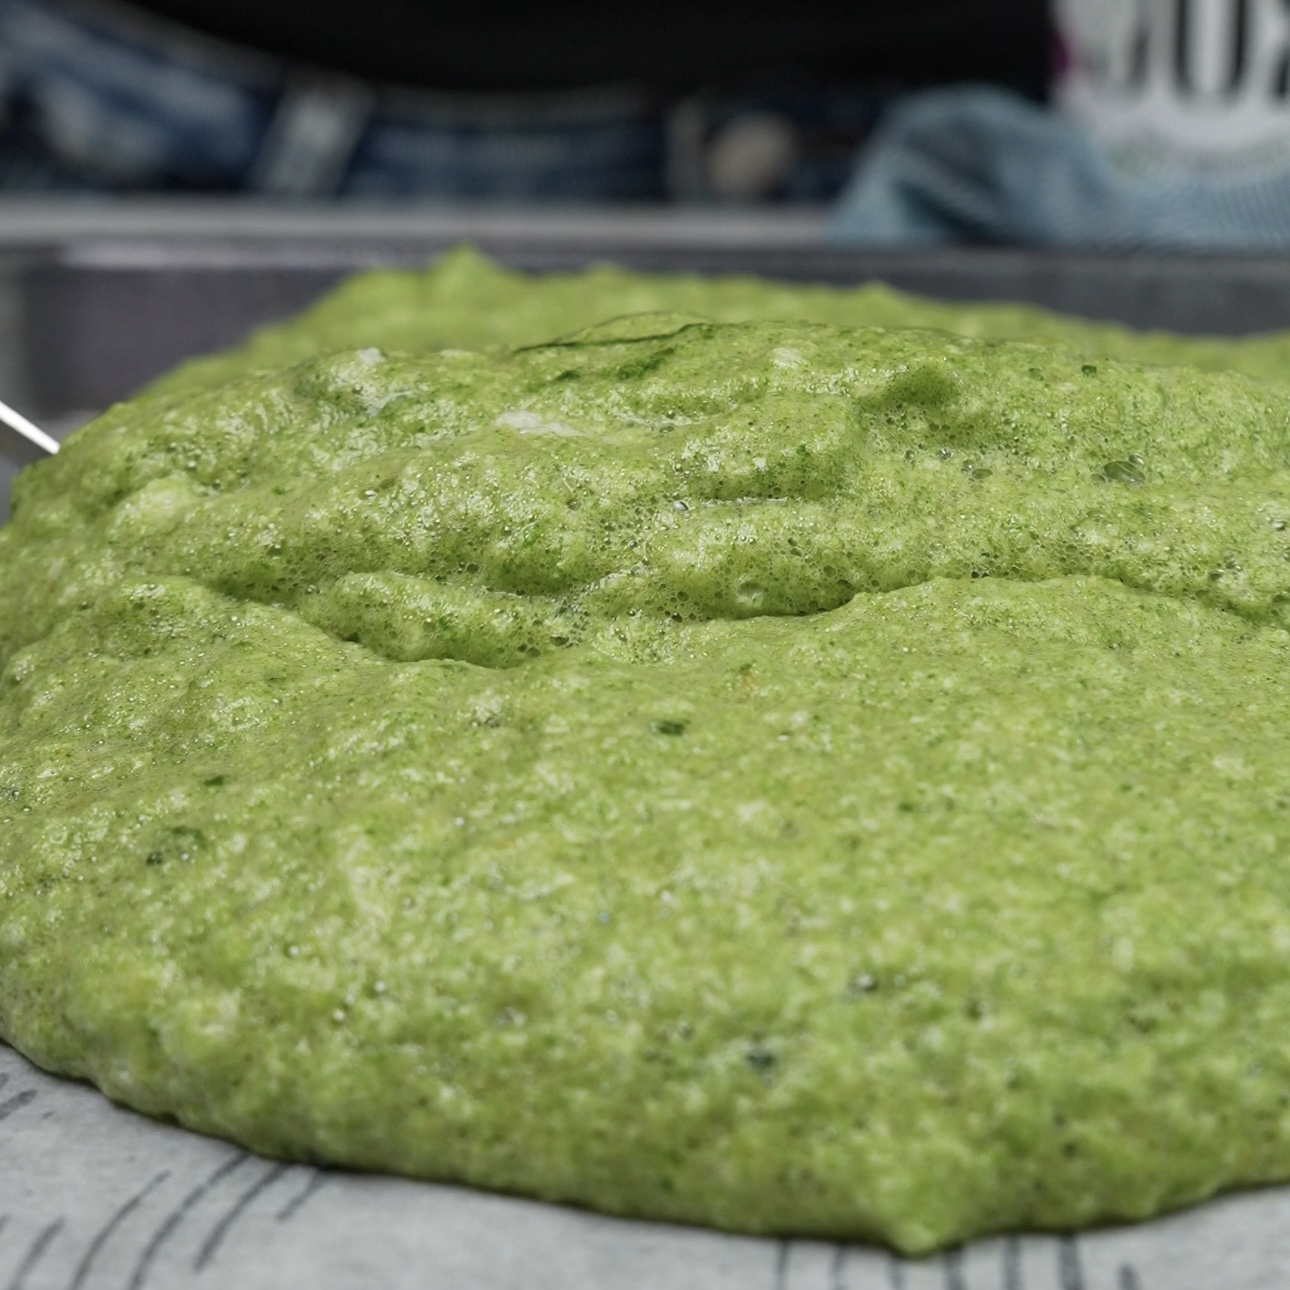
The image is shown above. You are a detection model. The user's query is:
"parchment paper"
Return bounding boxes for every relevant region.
[2,1041,1288,1290]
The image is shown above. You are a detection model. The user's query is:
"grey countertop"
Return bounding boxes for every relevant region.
[0,198,828,250]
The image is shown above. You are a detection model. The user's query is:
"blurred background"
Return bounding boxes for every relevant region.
[6,0,1290,482]
[4,0,1289,246]
[0,0,1049,206]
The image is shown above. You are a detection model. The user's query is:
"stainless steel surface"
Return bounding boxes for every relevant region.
[0,198,829,250]
[0,199,1288,418]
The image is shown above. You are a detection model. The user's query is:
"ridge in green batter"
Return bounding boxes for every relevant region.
[4,260,1290,1254]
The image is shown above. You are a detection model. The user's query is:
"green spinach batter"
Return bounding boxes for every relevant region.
[4,262,1290,1253]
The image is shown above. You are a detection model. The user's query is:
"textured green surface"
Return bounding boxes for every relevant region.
[4,283,1290,1252]
[151,246,1290,397]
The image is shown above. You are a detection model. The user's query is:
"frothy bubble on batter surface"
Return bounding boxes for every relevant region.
[3,300,1290,1253]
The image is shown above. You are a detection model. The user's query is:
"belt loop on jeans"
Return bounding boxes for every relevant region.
[249,71,373,198]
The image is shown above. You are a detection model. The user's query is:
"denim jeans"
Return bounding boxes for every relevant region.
[0,0,668,197]
[832,85,1290,251]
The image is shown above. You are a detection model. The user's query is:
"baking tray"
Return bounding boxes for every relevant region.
[20,235,1290,416]
[4,207,1290,1288]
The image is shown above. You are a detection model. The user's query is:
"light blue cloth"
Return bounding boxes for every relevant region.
[831,86,1290,252]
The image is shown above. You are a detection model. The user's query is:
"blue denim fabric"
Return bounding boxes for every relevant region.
[0,0,667,197]
[831,86,1290,252]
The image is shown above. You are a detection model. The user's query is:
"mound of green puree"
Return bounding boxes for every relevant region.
[4,290,1290,1255]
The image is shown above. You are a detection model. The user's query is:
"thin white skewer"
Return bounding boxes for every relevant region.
[0,398,59,456]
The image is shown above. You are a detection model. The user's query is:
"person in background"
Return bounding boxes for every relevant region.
[0,0,1046,201]
[834,0,1290,250]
